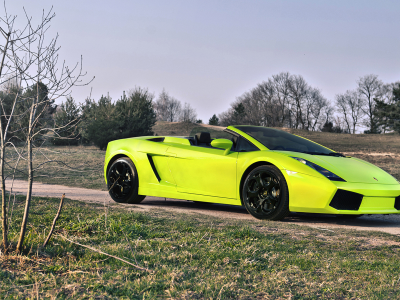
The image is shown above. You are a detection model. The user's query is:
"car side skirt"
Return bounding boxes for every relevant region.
[139,186,242,206]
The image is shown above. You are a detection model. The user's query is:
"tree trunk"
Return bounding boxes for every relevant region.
[1,142,7,253]
[16,80,38,253]
[0,34,10,253]
[43,194,65,247]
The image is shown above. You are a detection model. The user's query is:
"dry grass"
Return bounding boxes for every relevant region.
[152,121,223,136]
[281,129,400,180]
[5,145,106,190]
[1,196,400,299]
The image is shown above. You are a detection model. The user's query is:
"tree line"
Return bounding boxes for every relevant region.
[215,72,400,134]
[4,72,397,157]
[7,87,201,150]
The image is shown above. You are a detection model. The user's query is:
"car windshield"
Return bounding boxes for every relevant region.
[189,125,231,139]
[235,126,337,155]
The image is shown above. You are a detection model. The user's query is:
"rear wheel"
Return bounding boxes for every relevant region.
[242,165,289,220]
[107,157,146,204]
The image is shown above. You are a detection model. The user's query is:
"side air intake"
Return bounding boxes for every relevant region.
[329,189,363,211]
[395,196,400,210]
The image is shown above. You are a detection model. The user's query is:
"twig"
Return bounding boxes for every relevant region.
[57,234,152,272]
[43,193,65,247]
[196,223,213,245]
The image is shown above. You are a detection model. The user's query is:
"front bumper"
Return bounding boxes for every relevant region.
[286,171,400,215]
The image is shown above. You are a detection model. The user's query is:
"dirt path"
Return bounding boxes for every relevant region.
[6,179,400,236]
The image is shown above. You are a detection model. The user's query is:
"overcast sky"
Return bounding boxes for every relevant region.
[6,0,400,122]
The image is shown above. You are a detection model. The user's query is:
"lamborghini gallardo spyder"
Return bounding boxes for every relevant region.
[104,126,400,220]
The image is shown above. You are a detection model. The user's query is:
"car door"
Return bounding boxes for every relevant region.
[166,144,238,199]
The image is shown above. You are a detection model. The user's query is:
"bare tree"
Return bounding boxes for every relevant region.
[270,72,291,126]
[0,5,92,253]
[154,89,181,122]
[335,90,364,134]
[179,102,197,123]
[218,72,329,130]
[165,98,181,122]
[0,5,55,254]
[288,75,308,129]
[306,88,329,131]
[357,74,383,133]
[335,93,352,133]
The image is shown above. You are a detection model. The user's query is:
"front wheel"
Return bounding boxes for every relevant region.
[107,157,146,204]
[242,165,289,220]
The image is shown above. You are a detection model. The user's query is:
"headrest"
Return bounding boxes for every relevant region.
[195,132,211,143]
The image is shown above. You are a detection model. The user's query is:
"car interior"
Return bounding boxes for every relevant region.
[148,131,259,152]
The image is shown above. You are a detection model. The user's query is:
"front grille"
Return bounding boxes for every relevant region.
[329,189,363,211]
[395,196,400,210]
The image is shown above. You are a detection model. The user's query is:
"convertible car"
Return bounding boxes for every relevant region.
[104,125,400,220]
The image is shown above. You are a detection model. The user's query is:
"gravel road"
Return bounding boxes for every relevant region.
[6,179,400,236]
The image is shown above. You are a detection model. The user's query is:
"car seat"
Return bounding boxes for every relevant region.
[195,132,212,146]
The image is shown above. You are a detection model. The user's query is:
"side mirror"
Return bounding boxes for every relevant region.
[211,138,233,155]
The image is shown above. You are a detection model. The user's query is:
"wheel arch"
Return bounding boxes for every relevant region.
[106,154,127,175]
[239,161,276,205]
[105,151,138,184]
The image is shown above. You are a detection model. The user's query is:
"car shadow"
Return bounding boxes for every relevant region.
[138,197,400,229]
[284,212,400,228]
[139,197,249,215]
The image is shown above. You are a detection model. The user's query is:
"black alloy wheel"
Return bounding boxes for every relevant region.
[242,165,289,220]
[107,157,146,204]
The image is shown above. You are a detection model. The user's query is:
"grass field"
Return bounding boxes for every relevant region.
[1,196,400,299]
[5,145,106,190]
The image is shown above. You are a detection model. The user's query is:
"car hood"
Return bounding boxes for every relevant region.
[273,151,398,184]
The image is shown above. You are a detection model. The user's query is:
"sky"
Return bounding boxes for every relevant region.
[5,0,400,123]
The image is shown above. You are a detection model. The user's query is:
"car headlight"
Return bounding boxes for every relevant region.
[291,157,346,182]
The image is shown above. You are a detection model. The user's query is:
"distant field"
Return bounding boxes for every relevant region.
[152,120,222,137]
[280,128,400,180]
[6,122,399,191]
[5,146,106,190]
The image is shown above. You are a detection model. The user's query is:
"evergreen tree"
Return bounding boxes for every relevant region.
[81,96,118,150]
[208,114,219,125]
[114,87,156,139]
[374,83,400,133]
[52,96,81,145]
[81,87,156,150]
[10,82,56,142]
[233,103,246,124]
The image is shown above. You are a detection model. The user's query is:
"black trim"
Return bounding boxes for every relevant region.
[147,155,161,182]
[148,137,165,142]
[329,189,363,211]
[395,196,400,210]
[224,128,240,137]
[224,129,260,151]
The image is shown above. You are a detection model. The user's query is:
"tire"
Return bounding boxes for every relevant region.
[242,165,289,220]
[107,157,146,204]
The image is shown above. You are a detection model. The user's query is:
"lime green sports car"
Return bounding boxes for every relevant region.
[104,125,400,220]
